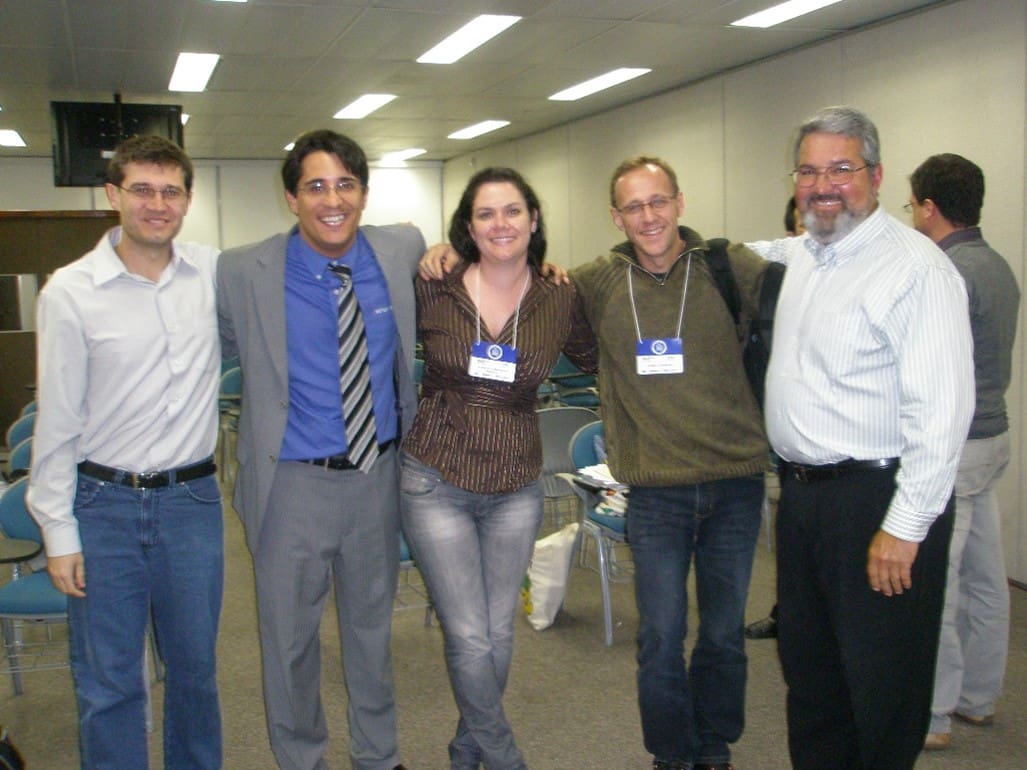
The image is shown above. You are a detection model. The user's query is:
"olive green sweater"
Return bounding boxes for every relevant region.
[570,226,769,487]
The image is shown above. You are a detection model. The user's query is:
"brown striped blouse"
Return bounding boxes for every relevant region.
[402,263,597,494]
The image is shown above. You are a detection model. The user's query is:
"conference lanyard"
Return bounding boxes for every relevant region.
[627,255,691,375]
[468,266,531,382]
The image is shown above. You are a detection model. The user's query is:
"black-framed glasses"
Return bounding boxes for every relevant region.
[791,164,869,188]
[117,184,187,202]
[902,202,915,213]
[617,195,674,217]
[299,178,363,197]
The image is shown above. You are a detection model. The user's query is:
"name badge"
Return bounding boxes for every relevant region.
[469,341,518,382]
[636,337,684,375]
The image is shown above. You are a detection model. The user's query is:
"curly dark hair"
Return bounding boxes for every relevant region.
[448,167,547,270]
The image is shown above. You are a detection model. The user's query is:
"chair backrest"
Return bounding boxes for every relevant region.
[219,367,243,404]
[221,355,240,374]
[7,438,32,476]
[548,353,596,389]
[538,406,599,497]
[5,413,35,450]
[0,478,40,544]
[569,420,604,470]
[19,400,38,417]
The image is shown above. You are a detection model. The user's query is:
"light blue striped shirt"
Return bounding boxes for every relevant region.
[747,206,975,542]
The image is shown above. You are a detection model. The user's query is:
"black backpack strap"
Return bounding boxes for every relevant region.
[757,261,786,352]
[703,237,740,325]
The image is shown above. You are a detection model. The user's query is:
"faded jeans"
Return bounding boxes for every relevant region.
[400,454,541,770]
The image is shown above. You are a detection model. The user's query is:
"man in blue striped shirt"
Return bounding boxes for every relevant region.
[747,106,974,770]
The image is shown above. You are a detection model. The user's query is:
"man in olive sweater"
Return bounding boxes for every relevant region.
[569,157,772,770]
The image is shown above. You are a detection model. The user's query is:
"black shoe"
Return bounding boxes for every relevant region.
[652,761,689,770]
[695,764,734,770]
[744,615,777,639]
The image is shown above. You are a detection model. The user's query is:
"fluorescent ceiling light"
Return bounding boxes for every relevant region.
[731,0,843,28]
[448,120,510,140]
[417,14,521,64]
[378,148,427,166]
[181,113,191,125]
[549,68,651,101]
[284,142,295,151]
[333,94,396,119]
[169,52,220,92]
[0,130,27,147]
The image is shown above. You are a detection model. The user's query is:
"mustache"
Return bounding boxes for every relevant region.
[805,193,845,206]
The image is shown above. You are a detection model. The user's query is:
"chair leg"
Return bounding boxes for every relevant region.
[762,495,773,552]
[592,531,614,646]
[2,618,24,696]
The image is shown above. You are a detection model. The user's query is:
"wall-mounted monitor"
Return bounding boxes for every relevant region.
[51,101,184,187]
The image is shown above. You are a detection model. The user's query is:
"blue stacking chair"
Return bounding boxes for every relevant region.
[557,420,630,645]
[5,413,35,452]
[6,438,32,481]
[0,478,69,695]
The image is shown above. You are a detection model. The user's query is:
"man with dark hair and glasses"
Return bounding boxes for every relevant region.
[567,156,776,770]
[906,153,1020,752]
[747,107,975,770]
[216,129,420,770]
[28,134,224,768]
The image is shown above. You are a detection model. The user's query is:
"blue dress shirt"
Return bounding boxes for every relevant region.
[279,229,399,460]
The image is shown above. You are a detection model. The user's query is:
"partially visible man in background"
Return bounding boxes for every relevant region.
[907,153,1020,751]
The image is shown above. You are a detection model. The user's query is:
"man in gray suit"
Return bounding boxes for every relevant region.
[217,130,422,770]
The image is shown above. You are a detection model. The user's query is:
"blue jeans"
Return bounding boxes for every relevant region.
[628,476,763,767]
[70,473,224,770]
[400,454,542,770]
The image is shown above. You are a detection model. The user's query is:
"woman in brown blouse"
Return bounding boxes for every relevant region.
[401,167,596,769]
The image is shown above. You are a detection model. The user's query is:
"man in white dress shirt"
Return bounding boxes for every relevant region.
[747,106,975,770]
[28,135,223,769]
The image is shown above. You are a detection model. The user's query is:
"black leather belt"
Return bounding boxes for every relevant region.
[78,457,217,489]
[781,457,899,483]
[300,439,396,471]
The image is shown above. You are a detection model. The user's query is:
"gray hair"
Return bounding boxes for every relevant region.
[793,106,881,168]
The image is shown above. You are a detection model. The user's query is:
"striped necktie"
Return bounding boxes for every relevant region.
[327,263,378,473]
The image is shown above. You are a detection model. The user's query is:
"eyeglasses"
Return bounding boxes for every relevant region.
[299,179,363,197]
[791,164,869,188]
[616,195,675,217]
[117,184,187,202]
[902,202,915,213]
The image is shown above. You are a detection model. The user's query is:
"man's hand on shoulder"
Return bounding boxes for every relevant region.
[539,262,570,285]
[866,530,919,596]
[418,243,570,285]
[48,552,86,597]
[419,243,460,281]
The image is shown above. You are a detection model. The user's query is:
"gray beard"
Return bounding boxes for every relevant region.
[802,201,872,245]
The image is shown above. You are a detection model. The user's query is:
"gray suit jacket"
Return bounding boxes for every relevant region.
[216,224,424,551]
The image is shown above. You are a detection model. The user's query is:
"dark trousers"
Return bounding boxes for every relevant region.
[776,465,953,770]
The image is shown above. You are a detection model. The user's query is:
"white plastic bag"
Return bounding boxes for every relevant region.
[522,522,579,631]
